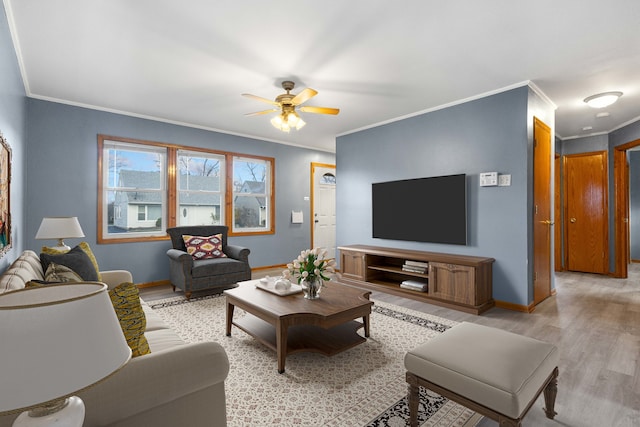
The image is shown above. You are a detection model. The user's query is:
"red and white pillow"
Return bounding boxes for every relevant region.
[182,234,227,260]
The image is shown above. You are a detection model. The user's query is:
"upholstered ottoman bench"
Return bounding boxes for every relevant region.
[404,322,559,427]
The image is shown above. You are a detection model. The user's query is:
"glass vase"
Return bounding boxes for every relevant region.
[301,278,322,300]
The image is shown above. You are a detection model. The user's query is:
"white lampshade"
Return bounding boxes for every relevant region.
[34,217,85,250]
[0,283,131,418]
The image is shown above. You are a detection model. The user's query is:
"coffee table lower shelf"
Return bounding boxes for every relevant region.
[232,313,367,360]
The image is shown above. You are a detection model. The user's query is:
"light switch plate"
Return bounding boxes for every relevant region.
[480,172,498,187]
[498,174,511,186]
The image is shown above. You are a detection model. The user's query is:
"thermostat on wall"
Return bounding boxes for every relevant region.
[480,172,498,187]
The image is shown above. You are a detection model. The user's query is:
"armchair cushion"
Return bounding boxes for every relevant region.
[182,234,227,260]
[192,257,248,278]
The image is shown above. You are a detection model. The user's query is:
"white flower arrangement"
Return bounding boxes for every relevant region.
[283,248,336,284]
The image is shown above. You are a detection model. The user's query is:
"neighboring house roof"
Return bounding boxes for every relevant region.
[117,170,221,205]
[237,180,266,208]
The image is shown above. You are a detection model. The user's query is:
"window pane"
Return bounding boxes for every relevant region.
[108,190,163,234]
[177,151,225,226]
[178,193,222,225]
[106,147,163,190]
[101,139,167,240]
[232,157,270,232]
[233,158,266,194]
[234,196,267,228]
[178,153,222,191]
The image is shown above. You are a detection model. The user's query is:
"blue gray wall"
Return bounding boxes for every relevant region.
[561,134,608,155]
[336,87,555,306]
[24,100,334,283]
[0,5,27,270]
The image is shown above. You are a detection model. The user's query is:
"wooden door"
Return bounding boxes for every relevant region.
[533,118,553,305]
[614,145,632,278]
[564,151,608,273]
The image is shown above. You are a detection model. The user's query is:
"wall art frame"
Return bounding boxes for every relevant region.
[0,131,11,257]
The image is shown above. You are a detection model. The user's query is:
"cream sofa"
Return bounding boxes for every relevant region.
[0,250,229,427]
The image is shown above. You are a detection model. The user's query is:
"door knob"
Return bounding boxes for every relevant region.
[570,217,577,223]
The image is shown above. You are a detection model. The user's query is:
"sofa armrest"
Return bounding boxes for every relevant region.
[79,341,229,426]
[225,245,250,263]
[100,270,134,290]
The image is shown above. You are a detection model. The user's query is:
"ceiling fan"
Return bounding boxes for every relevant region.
[242,81,339,132]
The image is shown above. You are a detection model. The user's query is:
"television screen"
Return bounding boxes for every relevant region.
[372,174,467,245]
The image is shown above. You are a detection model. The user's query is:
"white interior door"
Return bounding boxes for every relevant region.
[311,163,336,259]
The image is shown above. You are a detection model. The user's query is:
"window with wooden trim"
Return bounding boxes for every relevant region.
[231,156,272,234]
[177,150,225,226]
[98,135,275,243]
[99,138,167,242]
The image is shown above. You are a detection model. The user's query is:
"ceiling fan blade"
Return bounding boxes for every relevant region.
[291,88,318,105]
[245,109,278,116]
[299,106,340,115]
[242,93,280,106]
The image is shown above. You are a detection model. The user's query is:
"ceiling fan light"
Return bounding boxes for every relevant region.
[584,91,623,108]
[270,115,283,128]
[296,118,306,130]
[286,112,298,127]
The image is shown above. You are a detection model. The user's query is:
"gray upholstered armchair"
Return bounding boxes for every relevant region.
[166,225,251,299]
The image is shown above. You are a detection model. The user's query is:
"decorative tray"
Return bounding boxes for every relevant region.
[254,278,302,296]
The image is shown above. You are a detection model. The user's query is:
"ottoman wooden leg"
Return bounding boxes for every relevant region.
[543,367,559,419]
[406,372,420,427]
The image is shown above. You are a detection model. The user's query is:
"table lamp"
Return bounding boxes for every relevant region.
[0,283,131,427]
[34,217,85,251]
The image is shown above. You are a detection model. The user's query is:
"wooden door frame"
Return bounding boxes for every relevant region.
[613,139,640,278]
[554,154,563,271]
[310,162,336,250]
[563,150,609,273]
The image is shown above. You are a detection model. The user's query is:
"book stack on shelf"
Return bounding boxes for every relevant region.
[400,279,428,292]
[402,260,429,274]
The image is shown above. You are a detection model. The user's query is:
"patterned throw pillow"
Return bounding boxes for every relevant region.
[44,262,84,283]
[108,282,150,357]
[41,242,101,281]
[40,245,99,282]
[182,234,227,260]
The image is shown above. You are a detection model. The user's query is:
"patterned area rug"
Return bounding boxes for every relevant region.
[151,292,482,427]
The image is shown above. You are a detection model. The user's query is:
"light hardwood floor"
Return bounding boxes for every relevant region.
[140,267,640,427]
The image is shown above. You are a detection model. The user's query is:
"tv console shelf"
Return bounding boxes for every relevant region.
[338,245,495,315]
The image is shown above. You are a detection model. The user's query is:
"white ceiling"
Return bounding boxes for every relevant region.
[4,0,640,152]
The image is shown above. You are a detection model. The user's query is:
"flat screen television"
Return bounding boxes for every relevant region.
[372,174,467,245]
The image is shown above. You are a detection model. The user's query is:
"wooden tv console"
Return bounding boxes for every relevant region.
[338,245,495,314]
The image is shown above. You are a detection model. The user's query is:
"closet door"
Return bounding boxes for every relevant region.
[564,151,608,274]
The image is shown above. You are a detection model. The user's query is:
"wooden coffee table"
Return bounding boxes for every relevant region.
[224,280,373,373]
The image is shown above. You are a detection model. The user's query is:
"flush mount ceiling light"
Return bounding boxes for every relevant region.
[584,91,623,109]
